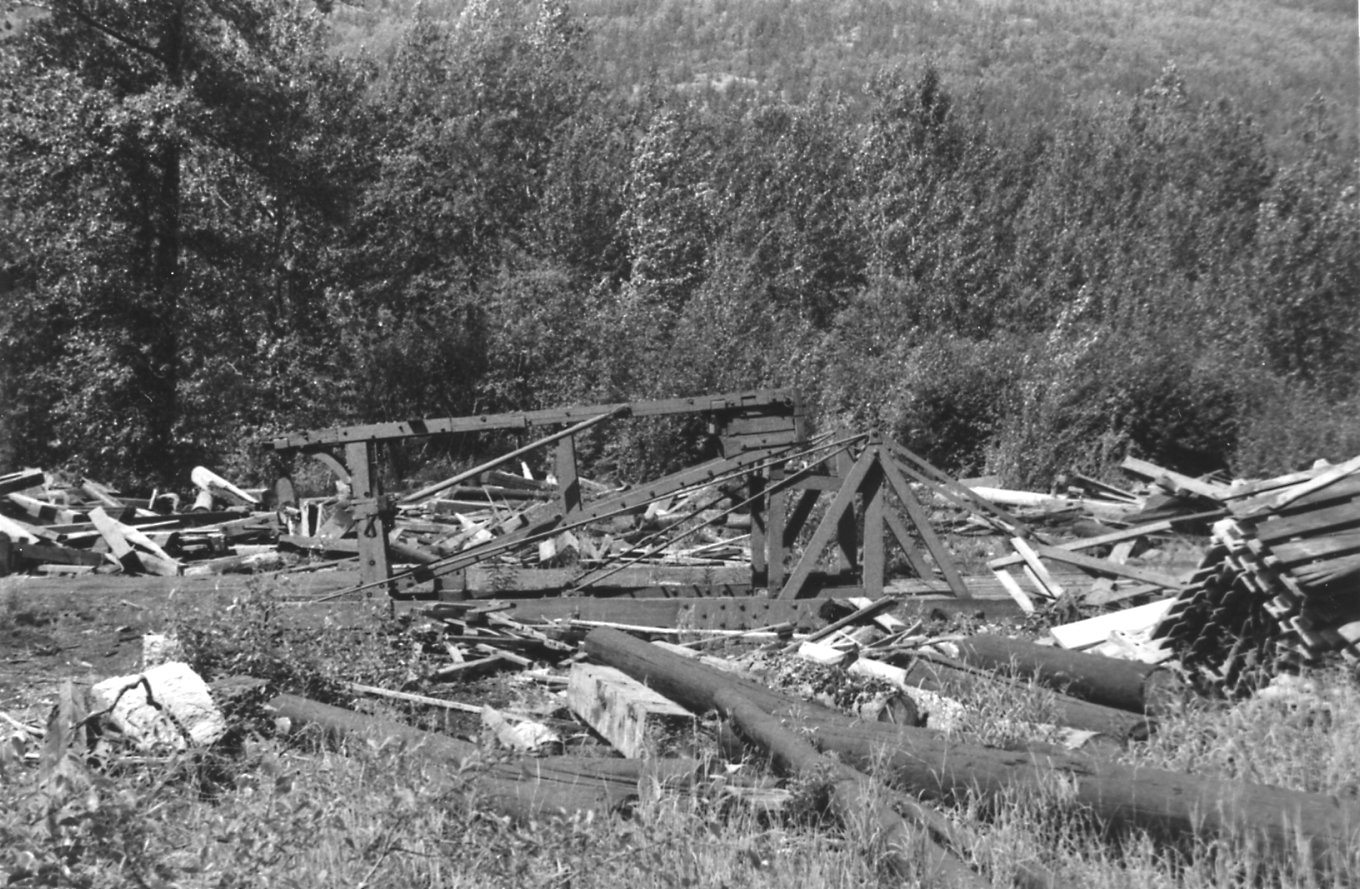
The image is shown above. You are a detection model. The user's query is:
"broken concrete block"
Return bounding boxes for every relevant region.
[90,661,226,750]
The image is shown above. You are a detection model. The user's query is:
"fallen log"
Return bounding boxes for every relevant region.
[712,688,989,888]
[943,634,1187,715]
[583,628,1360,865]
[266,694,696,822]
[895,654,1151,742]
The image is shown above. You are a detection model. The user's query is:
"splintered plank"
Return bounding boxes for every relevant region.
[567,664,695,758]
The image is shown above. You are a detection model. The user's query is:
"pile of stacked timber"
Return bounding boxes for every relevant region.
[1151,457,1360,688]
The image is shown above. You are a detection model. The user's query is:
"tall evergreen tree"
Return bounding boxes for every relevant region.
[0,0,368,485]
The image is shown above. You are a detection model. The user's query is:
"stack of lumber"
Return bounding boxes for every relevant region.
[1151,457,1360,687]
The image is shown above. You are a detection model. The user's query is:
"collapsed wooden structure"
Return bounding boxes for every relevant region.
[268,388,993,603]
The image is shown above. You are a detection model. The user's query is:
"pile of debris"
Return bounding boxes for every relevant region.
[10,609,1356,886]
[0,466,277,578]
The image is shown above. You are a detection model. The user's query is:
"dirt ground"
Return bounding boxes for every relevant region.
[0,572,374,721]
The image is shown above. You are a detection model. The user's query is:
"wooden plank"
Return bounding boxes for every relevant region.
[800,597,897,646]
[1267,530,1360,567]
[80,478,126,508]
[1231,471,1360,517]
[6,492,84,524]
[781,488,821,548]
[1120,457,1231,500]
[556,435,582,515]
[1009,537,1065,599]
[1030,543,1186,590]
[567,664,695,758]
[1269,454,1360,511]
[986,514,1221,570]
[89,507,179,576]
[1223,467,1327,500]
[190,466,261,506]
[1256,500,1360,544]
[1050,598,1178,650]
[0,513,43,544]
[992,568,1035,614]
[10,541,108,569]
[0,468,45,496]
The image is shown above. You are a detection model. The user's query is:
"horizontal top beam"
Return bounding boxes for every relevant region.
[272,389,802,452]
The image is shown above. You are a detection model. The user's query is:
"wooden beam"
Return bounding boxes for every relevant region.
[884,508,935,580]
[1008,537,1065,599]
[273,388,801,451]
[833,449,859,571]
[1121,456,1231,500]
[879,457,971,599]
[399,407,626,506]
[1029,543,1186,590]
[346,441,393,593]
[861,461,886,598]
[555,435,582,515]
[766,464,787,592]
[0,469,45,496]
[777,448,876,599]
[748,470,767,586]
[887,441,1031,537]
[567,664,695,758]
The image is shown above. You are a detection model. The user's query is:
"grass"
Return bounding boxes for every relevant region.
[2,580,1359,887]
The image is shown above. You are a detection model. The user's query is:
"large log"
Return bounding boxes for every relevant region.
[266,694,696,822]
[712,689,989,888]
[582,628,1360,865]
[944,634,1186,715]
[895,655,1151,742]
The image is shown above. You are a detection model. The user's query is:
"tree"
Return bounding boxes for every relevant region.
[0,0,369,485]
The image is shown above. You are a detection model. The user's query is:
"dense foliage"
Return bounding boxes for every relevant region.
[1,0,1356,490]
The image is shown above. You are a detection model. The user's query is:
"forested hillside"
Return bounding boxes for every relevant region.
[1,0,1356,491]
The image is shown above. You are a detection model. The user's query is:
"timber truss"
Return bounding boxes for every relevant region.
[271,389,1022,600]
